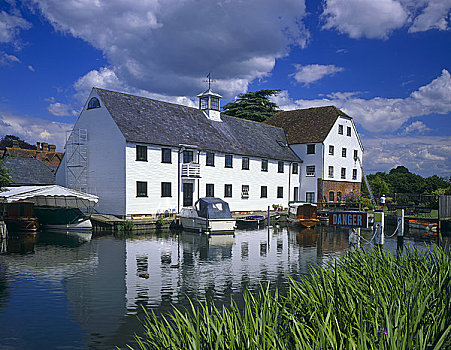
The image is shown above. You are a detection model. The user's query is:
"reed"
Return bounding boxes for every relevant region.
[127,246,451,350]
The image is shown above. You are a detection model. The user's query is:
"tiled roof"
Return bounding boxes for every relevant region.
[265,106,350,144]
[95,88,300,162]
[5,148,64,167]
[3,157,56,186]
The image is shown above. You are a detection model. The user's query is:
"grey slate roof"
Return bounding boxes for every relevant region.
[265,106,350,144]
[3,157,56,186]
[95,88,300,162]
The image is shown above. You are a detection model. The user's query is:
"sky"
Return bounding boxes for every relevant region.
[0,0,450,178]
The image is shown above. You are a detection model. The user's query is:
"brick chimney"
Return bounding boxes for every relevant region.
[41,142,48,151]
[12,140,19,148]
[48,144,56,152]
[36,142,40,150]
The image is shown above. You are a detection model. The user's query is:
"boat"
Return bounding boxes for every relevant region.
[236,215,265,229]
[408,219,437,233]
[176,197,235,235]
[33,207,92,231]
[2,201,39,232]
[287,202,319,228]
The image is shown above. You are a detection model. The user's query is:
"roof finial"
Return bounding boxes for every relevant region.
[204,72,215,90]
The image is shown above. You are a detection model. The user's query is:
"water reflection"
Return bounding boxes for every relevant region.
[0,225,448,350]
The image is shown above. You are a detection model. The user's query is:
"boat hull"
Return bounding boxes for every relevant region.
[4,217,39,232]
[236,215,265,229]
[287,217,319,228]
[179,216,235,235]
[46,218,92,231]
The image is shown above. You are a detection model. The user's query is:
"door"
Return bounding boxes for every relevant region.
[293,187,299,201]
[183,182,194,207]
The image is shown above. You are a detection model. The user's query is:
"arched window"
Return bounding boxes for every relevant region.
[329,191,334,202]
[87,97,101,110]
[337,191,342,202]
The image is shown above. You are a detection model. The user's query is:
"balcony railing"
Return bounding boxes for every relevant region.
[182,163,201,178]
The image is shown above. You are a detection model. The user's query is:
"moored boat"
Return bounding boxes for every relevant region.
[408,219,437,233]
[3,201,39,232]
[34,207,92,231]
[236,215,265,229]
[287,202,319,228]
[176,197,235,235]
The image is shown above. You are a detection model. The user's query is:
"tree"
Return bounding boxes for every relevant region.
[222,89,281,122]
[0,161,11,189]
[0,135,36,150]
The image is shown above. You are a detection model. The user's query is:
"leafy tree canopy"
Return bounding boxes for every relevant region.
[0,135,36,150]
[222,89,281,122]
[0,161,11,189]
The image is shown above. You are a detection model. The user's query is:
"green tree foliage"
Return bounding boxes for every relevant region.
[0,160,11,189]
[0,135,36,150]
[222,89,281,122]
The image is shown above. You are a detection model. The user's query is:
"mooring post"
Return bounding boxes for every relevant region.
[349,228,360,249]
[267,206,270,227]
[396,209,404,252]
[374,211,384,246]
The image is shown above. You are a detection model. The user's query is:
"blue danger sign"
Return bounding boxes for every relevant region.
[329,212,368,228]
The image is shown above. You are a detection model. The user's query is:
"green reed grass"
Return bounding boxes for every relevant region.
[127,246,451,350]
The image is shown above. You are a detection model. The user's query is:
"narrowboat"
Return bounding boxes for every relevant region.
[3,201,39,232]
[176,197,235,235]
[287,202,319,228]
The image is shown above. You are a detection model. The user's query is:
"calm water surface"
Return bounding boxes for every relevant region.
[0,224,445,350]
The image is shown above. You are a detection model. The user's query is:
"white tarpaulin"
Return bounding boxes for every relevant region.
[0,185,99,208]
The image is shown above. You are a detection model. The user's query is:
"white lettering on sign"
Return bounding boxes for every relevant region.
[329,212,368,228]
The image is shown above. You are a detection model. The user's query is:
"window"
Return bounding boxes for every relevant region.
[136,145,147,161]
[306,165,315,176]
[329,145,334,155]
[161,182,172,197]
[206,184,214,197]
[277,186,283,198]
[294,187,299,201]
[200,97,208,109]
[278,161,284,173]
[337,191,342,202]
[261,186,267,198]
[328,166,334,178]
[87,97,101,110]
[206,151,215,166]
[225,154,233,168]
[211,97,219,111]
[242,157,249,170]
[341,167,346,179]
[342,148,347,158]
[329,191,334,202]
[241,185,249,198]
[224,184,232,198]
[347,126,351,136]
[292,162,298,174]
[136,181,147,197]
[353,150,358,160]
[352,169,357,180]
[183,150,194,163]
[307,144,315,154]
[261,159,268,172]
[161,148,171,163]
[338,124,343,135]
[306,192,315,203]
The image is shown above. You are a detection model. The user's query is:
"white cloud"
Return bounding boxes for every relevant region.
[0,10,31,43]
[274,69,451,133]
[0,111,73,150]
[28,65,35,71]
[291,64,344,85]
[322,0,407,39]
[30,0,308,99]
[402,121,431,135]
[0,51,20,65]
[47,102,78,117]
[322,0,451,39]
[363,136,451,177]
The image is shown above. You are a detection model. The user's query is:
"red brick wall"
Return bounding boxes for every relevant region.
[319,180,361,202]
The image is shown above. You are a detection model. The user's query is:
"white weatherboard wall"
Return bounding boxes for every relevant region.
[290,143,323,202]
[126,145,178,215]
[56,90,126,215]
[323,116,363,183]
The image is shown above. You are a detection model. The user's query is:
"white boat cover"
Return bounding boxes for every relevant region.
[0,185,98,208]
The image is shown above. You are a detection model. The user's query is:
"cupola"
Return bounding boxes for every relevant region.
[197,73,222,122]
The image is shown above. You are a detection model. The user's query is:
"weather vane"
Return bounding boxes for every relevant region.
[204,72,215,89]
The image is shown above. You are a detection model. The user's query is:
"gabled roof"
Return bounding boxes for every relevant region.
[3,157,56,186]
[5,147,64,167]
[95,88,300,162]
[265,106,351,144]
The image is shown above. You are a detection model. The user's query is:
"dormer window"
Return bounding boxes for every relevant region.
[87,97,101,110]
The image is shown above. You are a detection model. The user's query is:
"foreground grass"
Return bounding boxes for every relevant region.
[128,247,451,350]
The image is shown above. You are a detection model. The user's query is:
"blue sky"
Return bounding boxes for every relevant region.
[0,0,450,177]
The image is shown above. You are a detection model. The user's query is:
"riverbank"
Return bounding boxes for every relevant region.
[128,246,451,350]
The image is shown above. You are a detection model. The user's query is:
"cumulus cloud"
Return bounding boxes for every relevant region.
[274,69,451,133]
[0,51,20,65]
[28,65,35,71]
[47,102,78,117]
[401,121,431,135]
[363,136,451,177]
[0,10,31,43]
[291,64,344,85]
[30,0,308,99]
[322,0,451,39]
[0,111,73,150]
